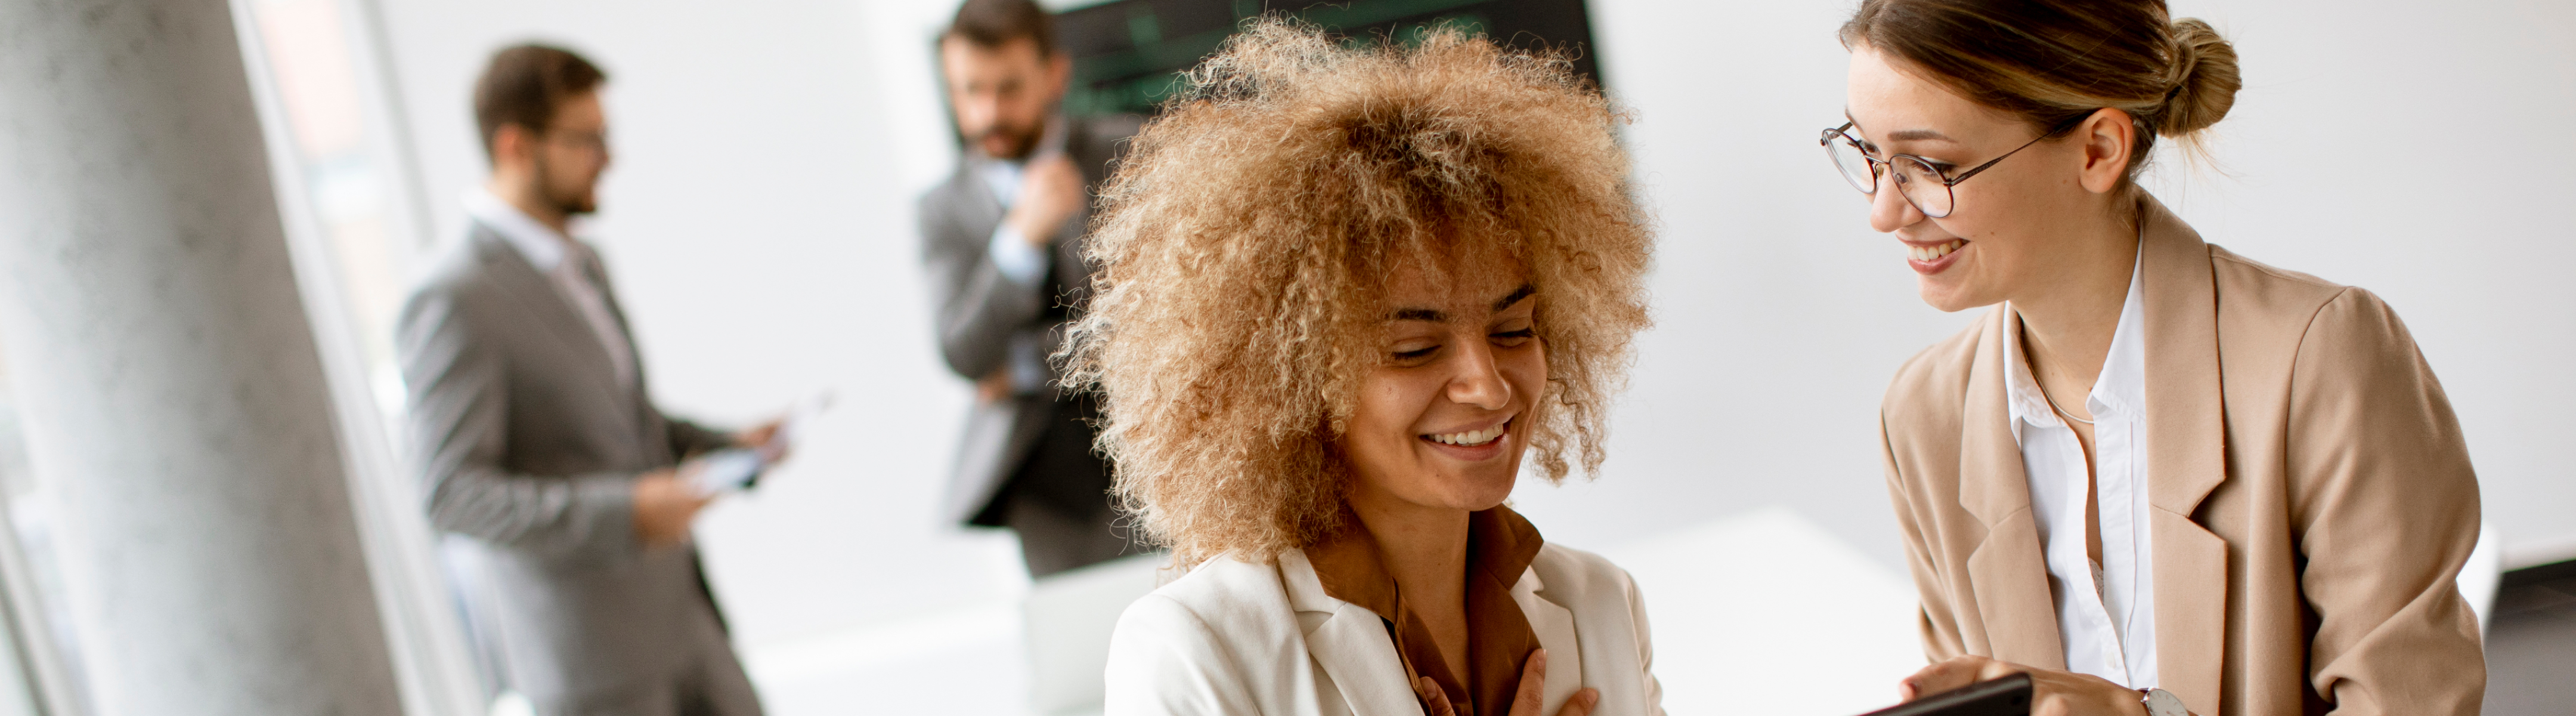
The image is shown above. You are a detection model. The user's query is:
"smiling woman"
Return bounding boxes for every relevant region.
[1066,18,1657,716]
[1833,2,2487,715]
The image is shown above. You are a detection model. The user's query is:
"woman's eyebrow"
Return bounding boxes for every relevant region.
[1391,308,1445,322]
[1491,284,1535,312]
[1886,128,1954,142]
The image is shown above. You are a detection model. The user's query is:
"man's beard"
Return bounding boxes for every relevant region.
[971,119,1043,161]
[531,150,597,216]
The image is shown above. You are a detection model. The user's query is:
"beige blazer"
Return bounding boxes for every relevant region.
[1877,196,2485,716]
[1103,545,1664,716]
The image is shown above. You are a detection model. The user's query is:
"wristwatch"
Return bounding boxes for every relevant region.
[2139,688,2190,716]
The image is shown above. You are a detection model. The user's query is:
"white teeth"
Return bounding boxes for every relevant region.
[1429,424,1506,446]
[1908,240,1964,261]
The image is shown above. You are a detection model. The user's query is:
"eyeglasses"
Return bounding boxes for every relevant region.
[1818,116,2082,218]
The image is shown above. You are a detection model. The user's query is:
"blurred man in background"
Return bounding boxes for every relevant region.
[399,44,772,716]
[921,0,1145,577]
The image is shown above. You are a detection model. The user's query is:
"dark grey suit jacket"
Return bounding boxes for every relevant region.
[919,114,1141,526]
[397,224,738,703]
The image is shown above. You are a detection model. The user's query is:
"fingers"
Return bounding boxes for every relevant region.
[1899,655,1992,702]
[1507,649,1549,716]
[1415,677,1457,716]
[1553,689,1599,716]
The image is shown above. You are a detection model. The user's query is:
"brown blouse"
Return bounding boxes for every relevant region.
[1306,506,1544,716]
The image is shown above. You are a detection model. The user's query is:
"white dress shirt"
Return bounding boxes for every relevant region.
[463,189,637,389]
[2001,246,2159,689]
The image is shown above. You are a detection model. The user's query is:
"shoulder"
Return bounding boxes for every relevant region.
[917,166,979,215]
[2203,245,2423,373]
[1880,306,1997,434]
[402,232,507,319]
[1531,543,1634,591]
[2206,244,2355,333]
[1113,553,1300,652]
[1529,543,1647,619]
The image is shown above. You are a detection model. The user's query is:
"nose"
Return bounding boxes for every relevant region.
[962,94,999,134]
[1445,341,1513,411]
[1867,171,1925,234]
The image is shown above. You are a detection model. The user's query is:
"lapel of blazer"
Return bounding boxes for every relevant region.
[2135,196,2228,710]
[1281,549,1422,715]
[571,249,668,458]
[473,226,644,433]
[1515,566,1582,714]
[1960,307,2067,668]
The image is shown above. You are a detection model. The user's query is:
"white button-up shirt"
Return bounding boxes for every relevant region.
[2001,249,2159,690]
[463,189,637,389]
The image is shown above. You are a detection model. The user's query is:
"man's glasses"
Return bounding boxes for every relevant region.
[1818,115,2083,218]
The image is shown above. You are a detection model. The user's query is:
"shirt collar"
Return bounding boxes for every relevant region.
[1306,505,1544,715]
[463,187,575,272]
[2002,238,2149,431]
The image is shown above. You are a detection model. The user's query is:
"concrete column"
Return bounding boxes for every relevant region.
[0,1,404,715]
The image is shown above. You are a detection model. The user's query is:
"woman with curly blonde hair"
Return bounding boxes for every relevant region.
[1070,20,1660,716]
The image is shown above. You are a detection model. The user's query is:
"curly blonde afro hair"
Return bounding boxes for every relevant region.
[1064,20,1651,564]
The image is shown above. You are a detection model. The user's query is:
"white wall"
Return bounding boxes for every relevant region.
[366,0,2576,689]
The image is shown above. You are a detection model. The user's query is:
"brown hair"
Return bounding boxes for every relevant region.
[1063,20,1651,565]
[944,0,1057,58]
[472,44,607,159]
[1840,0,2240,174]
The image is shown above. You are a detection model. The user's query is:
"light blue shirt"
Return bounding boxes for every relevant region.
[976,158,1052,394]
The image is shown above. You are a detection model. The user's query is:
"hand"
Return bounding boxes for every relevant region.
[975,367,1015,403]
[1414,648,1599,716]
[735,416,788,462]
[1900,655,2147,716]
[1005,154,1084,248]
[632,467,714,548]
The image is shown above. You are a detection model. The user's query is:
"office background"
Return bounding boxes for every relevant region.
[0,0,2568,714]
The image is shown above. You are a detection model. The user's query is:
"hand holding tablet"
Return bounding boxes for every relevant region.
[1857,674,2031,716]
[688,392,834,496]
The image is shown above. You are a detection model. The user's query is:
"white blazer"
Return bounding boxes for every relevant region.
[1104,543,1665,715]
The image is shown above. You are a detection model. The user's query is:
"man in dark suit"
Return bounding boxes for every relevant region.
[398,44,774,715]
[921,0,1144,577]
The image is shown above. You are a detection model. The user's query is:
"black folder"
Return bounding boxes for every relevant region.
[1853,674,2032,716]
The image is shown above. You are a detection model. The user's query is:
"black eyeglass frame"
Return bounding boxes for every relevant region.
[1819,114,2089,218]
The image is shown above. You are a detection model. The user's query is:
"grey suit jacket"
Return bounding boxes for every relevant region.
[397,223,737,702]
[919,114,1141,526]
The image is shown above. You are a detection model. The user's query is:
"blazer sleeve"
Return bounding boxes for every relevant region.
[1883,413,1968,663]
[662,416,735,460]
[398,281,640,563]
[1623,565,1669,716]
[919,185,1046,382]
[2286,287,2485,715]
[1103,594,1263,716]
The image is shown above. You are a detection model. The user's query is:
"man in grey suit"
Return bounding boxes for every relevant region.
[398,45,772,716]
[922,0,1145,577]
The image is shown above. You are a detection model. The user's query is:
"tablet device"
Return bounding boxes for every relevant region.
[691,448,765,495]
[1853,674,2032,716]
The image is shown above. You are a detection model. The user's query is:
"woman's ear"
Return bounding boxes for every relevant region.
[2076,108,2136,195]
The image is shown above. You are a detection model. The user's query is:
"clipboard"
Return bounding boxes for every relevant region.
[1853,674,2032,716]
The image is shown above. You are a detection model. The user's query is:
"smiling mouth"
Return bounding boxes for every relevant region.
[1909,239,1965,261]
[1423,422,1509,448]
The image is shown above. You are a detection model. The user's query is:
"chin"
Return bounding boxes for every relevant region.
[1916,279,1986,313]
[1445,466,1522,510]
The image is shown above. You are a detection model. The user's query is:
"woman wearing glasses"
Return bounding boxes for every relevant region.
[1826,2,2485,715]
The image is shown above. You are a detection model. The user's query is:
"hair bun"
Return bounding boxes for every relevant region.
[2159,18,2241,137]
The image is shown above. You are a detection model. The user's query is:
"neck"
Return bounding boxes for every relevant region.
[487,175,572,237]
[1345,487,1471,613]
[2011,204,2139,395]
